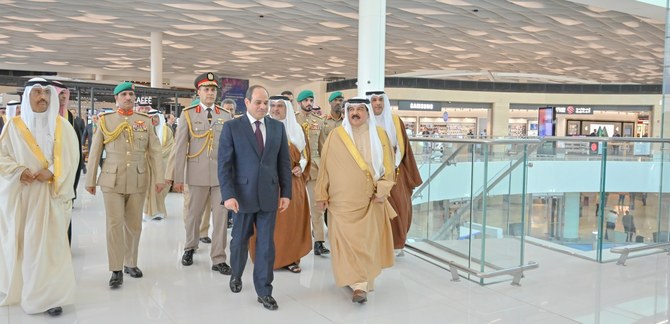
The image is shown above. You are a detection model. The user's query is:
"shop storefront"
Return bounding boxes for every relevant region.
[510,104,652,137]
[392,100,491,138]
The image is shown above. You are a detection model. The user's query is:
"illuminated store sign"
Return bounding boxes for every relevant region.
[554,105,592,115]
[398,100,442,111]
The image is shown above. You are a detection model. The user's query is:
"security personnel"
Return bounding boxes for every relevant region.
[85,82,164,288]
[294,90,330,255]
[318,91,344,155]
[173,72,233,274]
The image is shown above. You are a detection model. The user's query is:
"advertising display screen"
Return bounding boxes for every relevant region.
[537,107,556,155]
[538,107,555,137]
[219,77,249,115]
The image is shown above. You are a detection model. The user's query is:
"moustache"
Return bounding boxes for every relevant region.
[351,114,360,119]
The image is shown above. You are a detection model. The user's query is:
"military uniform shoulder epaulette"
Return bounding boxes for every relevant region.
[100,111,114,116]
[135,111,151,118]
[183,105,197,111]
[312,113,324,119]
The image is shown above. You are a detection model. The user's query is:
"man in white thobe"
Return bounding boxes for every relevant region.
[0,78,79,316]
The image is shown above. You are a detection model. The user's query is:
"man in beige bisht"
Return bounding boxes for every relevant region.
[144,109,174,220]
[367,91,422,255]
[315,97,396,304]
[0,78,79,316]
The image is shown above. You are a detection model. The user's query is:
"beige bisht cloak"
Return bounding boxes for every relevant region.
[144,124,174,217]
[316,124,396,288]
[0,116,78,314]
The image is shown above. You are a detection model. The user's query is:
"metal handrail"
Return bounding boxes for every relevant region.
[610,243,670,265]
[406,246,539,286]
[409,136,670,144]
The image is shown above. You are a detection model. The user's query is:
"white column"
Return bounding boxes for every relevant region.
[151,32,163,88]
[357,0,386,97]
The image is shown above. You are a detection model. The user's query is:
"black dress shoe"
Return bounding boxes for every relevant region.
[109,271,123,288]
[46,307,62,316]
[124,266,143,278]
[314,241,330,255]
[257,295,278,310]
[199,237,212,244]
[212,262,232,275]
[229,277,242,293]
[182,249,194,266]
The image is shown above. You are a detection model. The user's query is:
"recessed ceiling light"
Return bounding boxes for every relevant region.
[164,31,196,37]
[0,26,40,33]
[323,9,358,20]
[218,31,245,38]
[170,44,193,49]
[258,1,293,9]
[320,22,349,29]
[36,33,89,40]
[549,16,582,26]
[279,26,302,32]
[214,0,257,9]
[387,23,409,28]
[304,36,341,43]
[398,8,450,15]
[4,16,54,22]
[508,1,544,9]
[163,3,224,11]
[173,24,223,31]
[114,43,149,48]
[182,13,223,22]
[436,0,472,5]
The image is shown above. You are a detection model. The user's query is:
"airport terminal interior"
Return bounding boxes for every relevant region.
[2,0,670,323]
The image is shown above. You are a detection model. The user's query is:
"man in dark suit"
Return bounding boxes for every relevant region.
[218,85,292,311]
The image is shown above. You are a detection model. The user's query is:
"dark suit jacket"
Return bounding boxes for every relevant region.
[218,114,292,213]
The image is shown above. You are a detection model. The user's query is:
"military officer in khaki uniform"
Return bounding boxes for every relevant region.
[173,72,233,275]
[294,90,330,255]
[318,91,345,155]
[166,98,214,243]
[85,82,164,288]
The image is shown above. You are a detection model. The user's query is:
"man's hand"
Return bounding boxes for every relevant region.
[86,186,96,195]
[20,169,34,185]
[173,183,184,192]
[33,169,54,182]
[155,183,166,193]
[373,195,385,204]
[278,197,290,212]
[291,166,302,176]
[165,179,173,186]
[225,198,239,213]
[316,200,328,210]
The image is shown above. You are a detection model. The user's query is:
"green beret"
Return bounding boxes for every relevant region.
[113,82,135,95]
[189,98,200,106]
[296,90,314,102]
[328,91,343,102]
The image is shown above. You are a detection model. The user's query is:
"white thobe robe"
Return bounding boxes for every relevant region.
[0,116,78,314]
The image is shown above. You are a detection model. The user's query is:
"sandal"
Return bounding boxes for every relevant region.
[283,263,301,273]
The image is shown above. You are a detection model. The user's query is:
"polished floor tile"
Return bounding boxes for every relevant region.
[1,189,668,323]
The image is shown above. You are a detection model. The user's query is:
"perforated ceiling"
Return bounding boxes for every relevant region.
[0,0,665,87]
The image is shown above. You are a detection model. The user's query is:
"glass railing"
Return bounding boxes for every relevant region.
[407,136,670,283]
